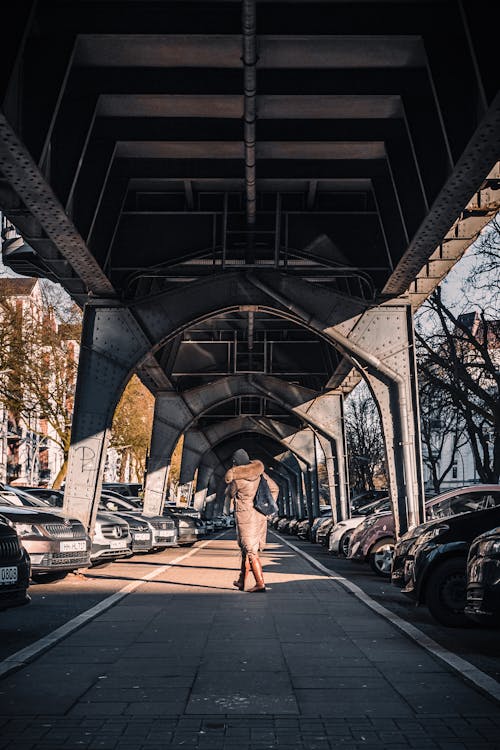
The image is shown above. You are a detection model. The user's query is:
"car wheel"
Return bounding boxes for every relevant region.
[369,537,395,577]
[339,531,352,558]
[425,557,471,628]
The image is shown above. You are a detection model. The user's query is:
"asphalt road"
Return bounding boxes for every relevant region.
[1,529,499,687]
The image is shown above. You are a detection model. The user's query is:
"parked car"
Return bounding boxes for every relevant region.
[329,498,391,557]
[392,485,500,589]
[0,515,31,610]
[318,518,335,546]
[164,508,198,545]
[3,485,133,567]
[288,519,300,535]
[102,482,143,498]
[0,502,90,579]
[347,511,395,576]
[353,485,500,578]
[91,512,133,564]
[350,490,388,514]
[100,489,142,509]
[465,527,500,626]
[99,493,176,549]
[16,487,66,508]
[203,518,215,533]
[397,504,500,627]
[296,519,311,540]
[310,511,332,543]
[276,517,290,533]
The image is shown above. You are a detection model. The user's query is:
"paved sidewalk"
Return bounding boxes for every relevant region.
[0,533,499,749]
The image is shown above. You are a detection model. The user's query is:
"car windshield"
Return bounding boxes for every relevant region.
[100,494,137,512]
[356,497,390,515]
[1,487,52,508]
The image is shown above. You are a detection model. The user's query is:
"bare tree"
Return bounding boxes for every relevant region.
[416,289,500,483]
[419,373,467,493]
[345,385,387,493]
[463,215,500,315]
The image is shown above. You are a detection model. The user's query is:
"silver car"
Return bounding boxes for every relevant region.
[99,493,176,548]
[92,512,132,563]
[0,489,90,578]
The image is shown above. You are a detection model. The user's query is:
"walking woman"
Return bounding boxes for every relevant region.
[225,449,279,593]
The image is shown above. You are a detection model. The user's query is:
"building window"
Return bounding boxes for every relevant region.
[452,462,458,479]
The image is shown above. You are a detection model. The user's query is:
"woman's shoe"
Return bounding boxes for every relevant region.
[247,555,266,593]
[233,556,249,590]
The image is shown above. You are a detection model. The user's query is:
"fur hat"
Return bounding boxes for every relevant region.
[232,449,251,466]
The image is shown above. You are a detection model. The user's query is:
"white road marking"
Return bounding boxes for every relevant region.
[271,531,500,704]
[0,534,226,679]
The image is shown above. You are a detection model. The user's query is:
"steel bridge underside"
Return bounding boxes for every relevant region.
[1,0,499,536]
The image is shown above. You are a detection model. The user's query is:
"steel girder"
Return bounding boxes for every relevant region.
[249,276,425,536]
[63,272,419,535]
[142,373,349,517]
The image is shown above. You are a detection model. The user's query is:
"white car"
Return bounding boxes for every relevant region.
[328,497,390,556]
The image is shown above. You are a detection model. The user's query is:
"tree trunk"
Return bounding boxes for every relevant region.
[52,458,67,489]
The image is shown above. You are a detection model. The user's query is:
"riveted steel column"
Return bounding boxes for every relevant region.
[248,277,424,536]
[142,392,193,517]
[350,306,425,536]
[179,428,211,485]
[193,462,215,512]
[303,393,350,522]
[63,303,151,534]
[284,428,319,520]
[316,435,339,523]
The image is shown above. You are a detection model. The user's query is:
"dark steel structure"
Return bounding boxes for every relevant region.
[1,1,498,537]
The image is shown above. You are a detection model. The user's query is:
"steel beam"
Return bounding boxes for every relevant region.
[142,392,192,516]
[0,112,116,299]
[248,276,425,536]
[63,303,151,532]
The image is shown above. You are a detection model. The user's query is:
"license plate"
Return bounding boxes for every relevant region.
[134,533,150,541]
[157,532,173,539]
[0,566,18,585]
[60,540,87,552]
[109,539,128,549]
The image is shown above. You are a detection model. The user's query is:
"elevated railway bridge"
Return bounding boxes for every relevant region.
[1,0,499,540]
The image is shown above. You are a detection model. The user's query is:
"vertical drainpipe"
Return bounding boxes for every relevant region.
[242,0,257,264]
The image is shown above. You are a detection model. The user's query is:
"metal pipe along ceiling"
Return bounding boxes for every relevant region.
[242,0,257,227]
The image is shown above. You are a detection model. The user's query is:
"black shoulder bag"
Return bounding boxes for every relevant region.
[254,475,278,516]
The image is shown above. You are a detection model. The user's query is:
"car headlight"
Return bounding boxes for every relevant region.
[396,537,418,556]
[418,524,449,545]
[478,539,500,556]
[15,523,43,537]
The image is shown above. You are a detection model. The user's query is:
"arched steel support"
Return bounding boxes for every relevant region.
[249,275,425,536]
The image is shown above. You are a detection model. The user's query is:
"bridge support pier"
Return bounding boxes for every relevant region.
[142,392,190,516]
[63,304,151,533]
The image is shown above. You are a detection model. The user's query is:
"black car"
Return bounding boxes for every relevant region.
[0,516,31,610]
[465,527,500,626]
[400,505,500,627]
[392,486,500,591]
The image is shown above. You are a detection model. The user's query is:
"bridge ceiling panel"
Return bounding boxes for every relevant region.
[164,311,336,392]
[1,0,497,304]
